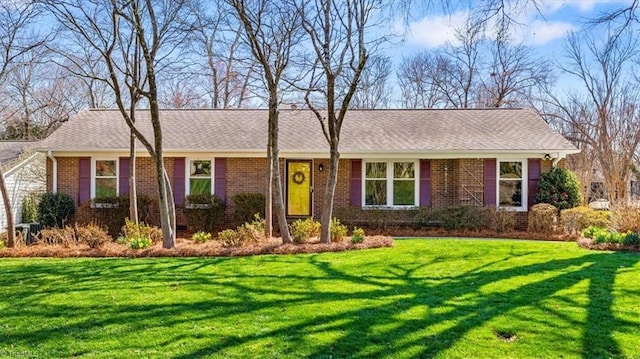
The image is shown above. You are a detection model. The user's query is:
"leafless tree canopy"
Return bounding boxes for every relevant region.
[548,27,640,204]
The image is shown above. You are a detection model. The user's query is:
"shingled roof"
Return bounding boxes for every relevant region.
[0,141,38,171]
[38,108,578,156]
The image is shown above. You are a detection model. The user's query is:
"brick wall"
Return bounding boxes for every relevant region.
[53,155,560,230]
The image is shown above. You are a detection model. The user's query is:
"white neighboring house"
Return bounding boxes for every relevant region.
[0,142,46,232]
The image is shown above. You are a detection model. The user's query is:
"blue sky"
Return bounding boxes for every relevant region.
[396,1,631,54]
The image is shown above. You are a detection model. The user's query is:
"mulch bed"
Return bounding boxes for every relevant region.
[0,236,394,258]
[364,227,578,241]
[577,237,640,252]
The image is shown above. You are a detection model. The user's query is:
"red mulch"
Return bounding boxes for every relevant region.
[577,237,640,252]
[0,236,394,258]
[364,227,578,241]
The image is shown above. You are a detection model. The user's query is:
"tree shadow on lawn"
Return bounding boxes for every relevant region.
[0,250,638,358]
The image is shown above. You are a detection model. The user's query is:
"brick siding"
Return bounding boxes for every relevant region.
[54,155,556,230]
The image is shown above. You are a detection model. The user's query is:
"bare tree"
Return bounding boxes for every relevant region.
[397,52,444,108]
[480,25,553,108]
[228,0,301,242]
[0,1,45,248]
[349,55,391,109]
[549,28,640,205]
[45,0,194,248]
[297,0,381,243]
[186,1,256,109]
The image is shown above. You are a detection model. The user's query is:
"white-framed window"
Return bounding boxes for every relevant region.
[497,160,527,211]
[363,160,418,207]
[91,158,118,199]
[186,158,214,196]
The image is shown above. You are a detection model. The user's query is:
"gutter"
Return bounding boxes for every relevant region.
[47,150,57,193]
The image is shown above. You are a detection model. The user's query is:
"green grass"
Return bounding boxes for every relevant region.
[1,239,639,358]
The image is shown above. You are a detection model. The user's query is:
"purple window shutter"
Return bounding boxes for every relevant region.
[528,159,541,209]
[484,159,497,207]
[420,159,432,207]
[174,158,185,206]
[350,159,362,207]
[78,157,91,204]
[215,158,227,203]
[119,157,130,195]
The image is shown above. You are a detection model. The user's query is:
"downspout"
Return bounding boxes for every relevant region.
[552,152,564,168]
[47,150,57,193]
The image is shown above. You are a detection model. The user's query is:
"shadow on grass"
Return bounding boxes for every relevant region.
[0,244,638,358]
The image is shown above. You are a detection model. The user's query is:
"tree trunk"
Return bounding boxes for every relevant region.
[0,168,15,248]
[153,156,175,248]
[319,146,340,244]
[129,131,138,223]
[265,140,273,238]
[269,105,292,243]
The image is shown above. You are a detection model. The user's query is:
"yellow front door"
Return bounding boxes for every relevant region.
[287,160,312,217]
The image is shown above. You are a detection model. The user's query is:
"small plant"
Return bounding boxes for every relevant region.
[330,218,348,242]
[0,234,5,249]
[237,215,265,244]
[217,229,241,247]
[582,226,606,239]
[290,218,321,244]
[351,227,365,244]
[129,237,152,250]
[489,209,516,233]
[38,226,77,246]
[121,218,161,243]
[74,223,111,248]
[38,192,76,228]
[192,231,212,243]
[116,236,128,245]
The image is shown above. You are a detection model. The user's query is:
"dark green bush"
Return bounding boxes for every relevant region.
[535,167,582,210]
[21,193,40,223]
[231,193,265,224]
[38,192,75,228]
[183,194,226,232]
[90,195,157,236]
[622,232,640,246]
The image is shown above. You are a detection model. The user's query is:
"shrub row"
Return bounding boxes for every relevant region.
[582,226,640,246]
[335,206,518,233]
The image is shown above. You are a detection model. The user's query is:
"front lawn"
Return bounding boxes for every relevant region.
[1,239,639,358]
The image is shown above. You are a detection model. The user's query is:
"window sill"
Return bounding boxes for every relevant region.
[498,206,527,212]
[362,205,418,210]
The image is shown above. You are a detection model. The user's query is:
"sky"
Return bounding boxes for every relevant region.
[397,0,630,52]
[386,0,634,95]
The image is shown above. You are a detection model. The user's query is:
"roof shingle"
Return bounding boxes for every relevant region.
[38,108,578,154]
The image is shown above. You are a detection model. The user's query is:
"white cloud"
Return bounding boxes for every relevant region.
[405,11,469,48]
[512,20,576,45]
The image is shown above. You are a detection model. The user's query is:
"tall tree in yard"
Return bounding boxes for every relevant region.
[44,0,193,248]
[548,28,640,205]
[296,0,380,243]
[227,0,300,242]
[0,1,45,248]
